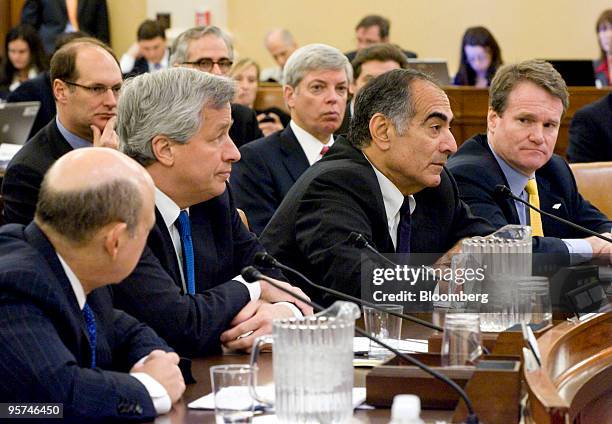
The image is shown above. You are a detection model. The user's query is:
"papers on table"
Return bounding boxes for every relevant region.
[353,337,429,354]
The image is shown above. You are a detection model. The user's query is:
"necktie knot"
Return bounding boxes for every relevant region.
[525,178,538,195]
[320,145,330,156]
[82,303,96,368]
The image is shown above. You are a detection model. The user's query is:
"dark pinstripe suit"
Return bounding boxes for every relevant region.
[0,223,171,422]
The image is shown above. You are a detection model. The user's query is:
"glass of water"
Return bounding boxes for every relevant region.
[210,364,255,424]
[363,304,403,359]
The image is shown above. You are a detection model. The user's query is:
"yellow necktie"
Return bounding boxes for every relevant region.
[525,179,544,237]
[66,0,80,31]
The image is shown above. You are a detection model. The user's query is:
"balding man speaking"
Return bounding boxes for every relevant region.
[0,148,184,422]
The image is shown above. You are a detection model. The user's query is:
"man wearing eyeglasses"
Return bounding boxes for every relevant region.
[170,26,263,148]
[2,37,122,225]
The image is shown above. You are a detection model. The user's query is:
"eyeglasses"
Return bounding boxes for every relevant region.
[182,58,233,72]
[62,80,122,96]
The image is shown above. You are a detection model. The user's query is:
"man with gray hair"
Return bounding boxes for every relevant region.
[260,28,298,82]
[113,67,313,356]
[448,59,612,263]
[260,69,493,306]
[169,25,262,147]
[232,43,351,234]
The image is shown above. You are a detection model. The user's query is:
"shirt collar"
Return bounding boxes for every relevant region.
[56,116,92,150]
[365,153,416,222]
[155,187,187,230]
[56,253,86,310]
[148,49,169,72]
[488,140,532,196]
[289,120,334,165]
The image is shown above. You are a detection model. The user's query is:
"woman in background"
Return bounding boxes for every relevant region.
[0,25,48,99]
[230,58,289,136]
[594,9,612,87]
[453,26,502,88]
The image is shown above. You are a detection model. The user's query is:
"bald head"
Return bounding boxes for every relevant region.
[36,148,154,244]
[264,28,297,69]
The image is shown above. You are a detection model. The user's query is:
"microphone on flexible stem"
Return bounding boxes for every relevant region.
[254,251,443,332]
[347,232,397,267]
[495,184,612,244]
[241,266,479,423]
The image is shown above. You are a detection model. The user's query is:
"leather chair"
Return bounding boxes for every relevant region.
[569,161,612,217]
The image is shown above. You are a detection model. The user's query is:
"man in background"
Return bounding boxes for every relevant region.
[232,44,351,234]
[170,25,263,147]
[344,15,417,62]
[0,148,184,421]
[120,19,169,78]
[260,28,298,83]
[2,37,121,225]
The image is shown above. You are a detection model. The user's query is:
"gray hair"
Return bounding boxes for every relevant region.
[282,43,353,87]
[349,68,439,149]
[35,178,142,245]
[117,67,235,166]
[264,28,295,47]
[170,25,234,65]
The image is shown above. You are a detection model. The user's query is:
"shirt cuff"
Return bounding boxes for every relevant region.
[562,238,593,265]
[130,372,171,415]
[276,301,303,317]
[233,275,261,300]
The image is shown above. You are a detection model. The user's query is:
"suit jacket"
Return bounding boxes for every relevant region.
[230,103,263,148]
[2,119,72,225]
[345,48,417,63]
[567,93,612,162]
[7,70,56,139]
[232,126,310,234]
[112,186,282,357]
[260,136,494,306]
[0,223,170,422]
[123,56,150,79]
[21,0,110,54]
[447,134,612,258]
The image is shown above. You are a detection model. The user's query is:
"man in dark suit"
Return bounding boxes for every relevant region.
[170,26,263,147]
[115,67,312,355]
[447,60,612,264]
[2,37,121,225]
[21,0,110,55]
[0,147,185,422]
[120,20,169,78]
[260,69,494,306]
[337,43,409,136]
[232,43,351,234]
[344,15,417,63]
[567,93,612,162]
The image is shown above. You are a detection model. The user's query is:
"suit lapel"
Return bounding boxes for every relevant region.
[189,202,220,292]
[279,126,311,182]
[151,207,183,288]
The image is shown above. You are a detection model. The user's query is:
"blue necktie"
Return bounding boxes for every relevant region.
[176,210,196,295]
[82,303,97,368]
[396,198,411,254]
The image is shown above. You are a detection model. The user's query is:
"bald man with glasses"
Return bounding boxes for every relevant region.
[2,37,121,225]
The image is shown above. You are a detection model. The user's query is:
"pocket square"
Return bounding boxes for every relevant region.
[552,203,561,210]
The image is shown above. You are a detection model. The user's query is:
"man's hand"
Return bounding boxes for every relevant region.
[257,112,283,136]
[131,350,185,403]
[220,301,295,351]
[587,233,612,264]
[91,116,119,149]
[259,278,313,315]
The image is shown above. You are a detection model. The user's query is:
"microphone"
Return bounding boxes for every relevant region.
[241,266,479,423]
[254,251,443,332]
[495,185,612,244]
[346,232,397,267]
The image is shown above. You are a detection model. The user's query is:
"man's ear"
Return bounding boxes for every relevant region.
[369,113,392,151]
[151,135,175,166]
[487,107,499,134]
[103,222,128,261]
[52,79,68,104]
[284,84,296,109]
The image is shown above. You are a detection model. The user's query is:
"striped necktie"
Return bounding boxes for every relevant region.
[176,210,196,294]
[82,303,96,368]
[525,179,544,237]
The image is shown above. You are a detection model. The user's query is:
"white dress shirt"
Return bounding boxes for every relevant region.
[56,254,171,415]
[290,121,334,165]
[120,49,169,74]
